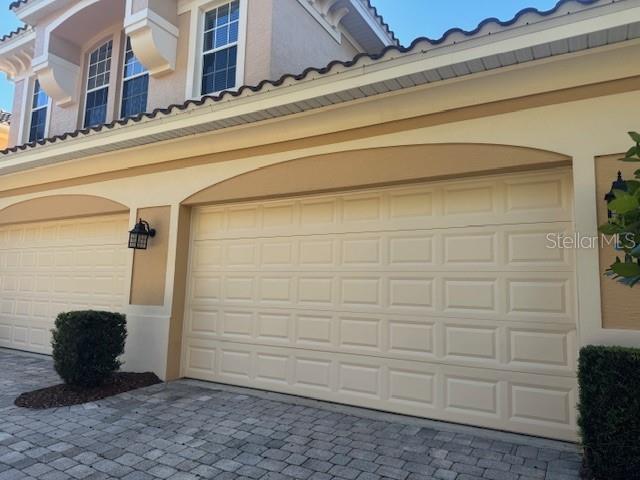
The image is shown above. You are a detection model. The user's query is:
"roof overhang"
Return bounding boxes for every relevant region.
[339,0,397,51]
[1,0,640,174]
[10,0,71,26]
[0,27,35,79]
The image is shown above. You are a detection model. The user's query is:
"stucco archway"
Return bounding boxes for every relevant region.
[182,143,571,206]
[0,194,129,226]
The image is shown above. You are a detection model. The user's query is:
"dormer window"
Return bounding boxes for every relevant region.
[28,79,49,143]
[120,37,149,119]
[84,40,113,128]
[201,0,240,95]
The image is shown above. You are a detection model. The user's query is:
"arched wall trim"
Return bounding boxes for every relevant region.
[0,195,129,226]
[183,143,571,206]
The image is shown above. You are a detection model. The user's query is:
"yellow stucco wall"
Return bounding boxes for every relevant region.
[2,40,640,379]
[0,124,8,150]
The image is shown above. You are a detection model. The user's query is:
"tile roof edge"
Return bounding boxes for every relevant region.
[0,0,605,156]
[0,24,31,43]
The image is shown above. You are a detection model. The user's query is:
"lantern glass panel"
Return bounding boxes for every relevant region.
[136,234,148,249]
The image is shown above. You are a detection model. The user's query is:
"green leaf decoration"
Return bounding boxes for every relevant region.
[599,223,623,235]
[609,192,639,214]
[626,180,640,194]
[604,130,640,287]
[611,261,640,278]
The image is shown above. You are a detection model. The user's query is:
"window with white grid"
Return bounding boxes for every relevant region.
[84,40,113,128]
[28,79,48,143]
[120,37,149,119]
[201,0,239,95]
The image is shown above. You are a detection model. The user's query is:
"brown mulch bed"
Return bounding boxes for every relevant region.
[14,372,161,409]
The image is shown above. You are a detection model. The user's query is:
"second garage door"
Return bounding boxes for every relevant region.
[182,168,578,440]
[0,214,129,354]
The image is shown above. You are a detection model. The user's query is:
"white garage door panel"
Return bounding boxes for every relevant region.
[0,215,129,354]
[183,340,577,440]
[184,169,578,440]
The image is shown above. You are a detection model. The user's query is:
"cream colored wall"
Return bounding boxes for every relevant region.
[146,11,190,110]
[243,0,274,86]
[8,78,25,148]
[269,0,359,80]
[0,194,127,225]
[5,40,638,191]
[2,44,640,377]
[166,204,191,380]
[184,144,570,205]
[145,0,178,24]
[130,206,171,306]
[48,98,79,137]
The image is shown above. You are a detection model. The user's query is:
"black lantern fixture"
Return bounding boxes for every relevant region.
[128,218,156,250]
[605,171,628,219]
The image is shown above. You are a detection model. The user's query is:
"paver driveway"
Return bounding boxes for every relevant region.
[0,349,582,480]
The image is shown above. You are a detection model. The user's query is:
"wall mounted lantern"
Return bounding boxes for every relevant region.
[128,218,156,250]
[605,171,628,219]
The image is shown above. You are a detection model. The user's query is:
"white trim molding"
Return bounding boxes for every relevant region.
[184,0,248,100]
[347,0,395,47]
[296,0,345,43]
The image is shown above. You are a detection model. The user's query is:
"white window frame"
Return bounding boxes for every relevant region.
[18,75,52,145]
[119,35,149,119]
[182,0,248,100]
[82,38,115,129]
[28,77,51,143]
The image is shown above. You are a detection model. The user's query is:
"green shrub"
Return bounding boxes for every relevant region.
[578,345,640,479]
[51,311,127,388]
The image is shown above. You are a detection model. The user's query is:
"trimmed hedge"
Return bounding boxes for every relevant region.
[578,345,640,480]
[51,311,127,388]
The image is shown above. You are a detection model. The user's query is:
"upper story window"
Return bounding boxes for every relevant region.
[121,37,149,119]
[28,79,49,143]
[84,40,113,128]
[201,0,240,95]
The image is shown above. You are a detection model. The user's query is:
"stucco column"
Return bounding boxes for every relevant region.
[571,152,604,348]
[122,205,181,380]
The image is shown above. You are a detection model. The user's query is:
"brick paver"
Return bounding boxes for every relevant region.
[0,349,582,479]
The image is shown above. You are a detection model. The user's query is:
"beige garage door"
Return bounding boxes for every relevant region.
[183,168,578,440]
[0,214,129,354]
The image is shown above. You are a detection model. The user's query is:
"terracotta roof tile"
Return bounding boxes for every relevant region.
[0,111,11,125]
[0,0,603,156]
[361,0,397,44]
[0,24,29,42]
[8,1,28,10]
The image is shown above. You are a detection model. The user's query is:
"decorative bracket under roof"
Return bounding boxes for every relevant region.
[0,27,35,80]
[31,52,79,107]
[300,0,395,53]
[294,0,349,44]
[26,0,126,106]
[124,1,179,77]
